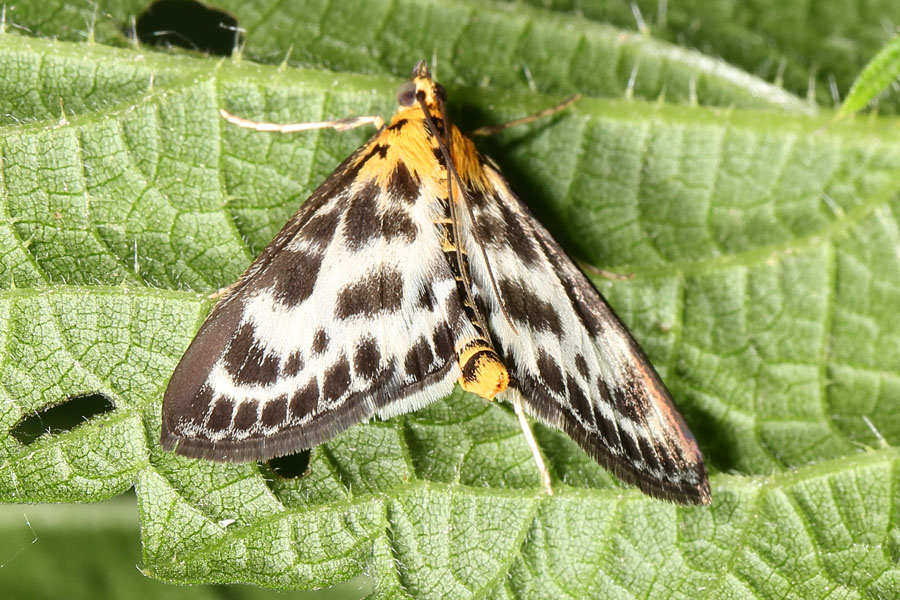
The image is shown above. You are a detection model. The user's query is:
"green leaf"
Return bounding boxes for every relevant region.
[512,0,900,113]
[12,0,900,112]
[0,495,370,599]
[5,0,811,111]
[0,4,899,597]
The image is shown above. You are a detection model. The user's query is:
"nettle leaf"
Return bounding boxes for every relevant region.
[11,0,900,112]
[0,10,899,599]
[0,494,372,599]
[6,0,810,112]
[510,0,900,114]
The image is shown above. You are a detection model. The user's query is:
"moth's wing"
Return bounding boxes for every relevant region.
[462,164,710,504]
[162,146,476,461]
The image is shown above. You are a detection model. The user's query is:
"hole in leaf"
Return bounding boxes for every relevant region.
[133,0,241,56]
[11,393,115,445]
[265,450,311,479]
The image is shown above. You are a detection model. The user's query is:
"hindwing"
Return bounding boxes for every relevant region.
[461,163,710,504]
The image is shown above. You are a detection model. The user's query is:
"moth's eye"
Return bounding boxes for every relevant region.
[434,83,447,103]
[397,82,417,106]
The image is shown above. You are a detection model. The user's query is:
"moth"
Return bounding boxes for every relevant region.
[161,62,711,505]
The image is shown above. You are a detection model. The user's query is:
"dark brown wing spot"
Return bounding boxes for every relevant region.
[247,350,281,386]
[657,442,679,474]
[388,118,408,132]
[620,430,642,464]
[431,146,446,165]
[323,355,351,402]
[404,336,434,379]
[372,361,401,409]
[597,373,643,431]
[301,209,341,248]
[472,294,488,325]
[432,325,455,360]
[272,250,322,306]
[354,337,381,381]
[223,323,280,386]
[335,267,404,318]
[467,187,488,209]
[638,435,662,474]
[596,375,611,401]
[290,379,319,420]
[575,354,589,379]
[206,398,233,431]
[496,197,540,265]
[282,351,304,377]
[312,329,329,355]
[447,294,464,326]
[222,323,254,373]
[607,374,644,422]
[343,182,380,250]
[595,411,622,452]
[566,374,594,428]
[361,143,389,162]
[474,208,504,246]
[344,143,390,183]
[536,349,565,395]
[499,278,563,336]
[261,396,288,428]
[382,207,417,242]
[417,287,435,311]
[186,385,214,428]
[342,144,388,180]
[388,161,419,203]
[233,400,259,431]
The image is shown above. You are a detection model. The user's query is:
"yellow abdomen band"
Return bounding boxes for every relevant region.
[458,344,509,400]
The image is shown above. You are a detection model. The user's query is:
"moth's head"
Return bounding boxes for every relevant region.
[397,60,447,110]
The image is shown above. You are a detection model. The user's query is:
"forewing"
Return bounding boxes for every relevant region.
[462,164,710,504]
[162,146,476,461]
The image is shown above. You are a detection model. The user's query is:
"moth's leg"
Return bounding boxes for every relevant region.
[219,109,385,133]
[472,95,580,136]
[509,388,554,496]
[456,341,552,495]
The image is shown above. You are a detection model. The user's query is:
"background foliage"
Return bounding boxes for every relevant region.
[0,1,899,598]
